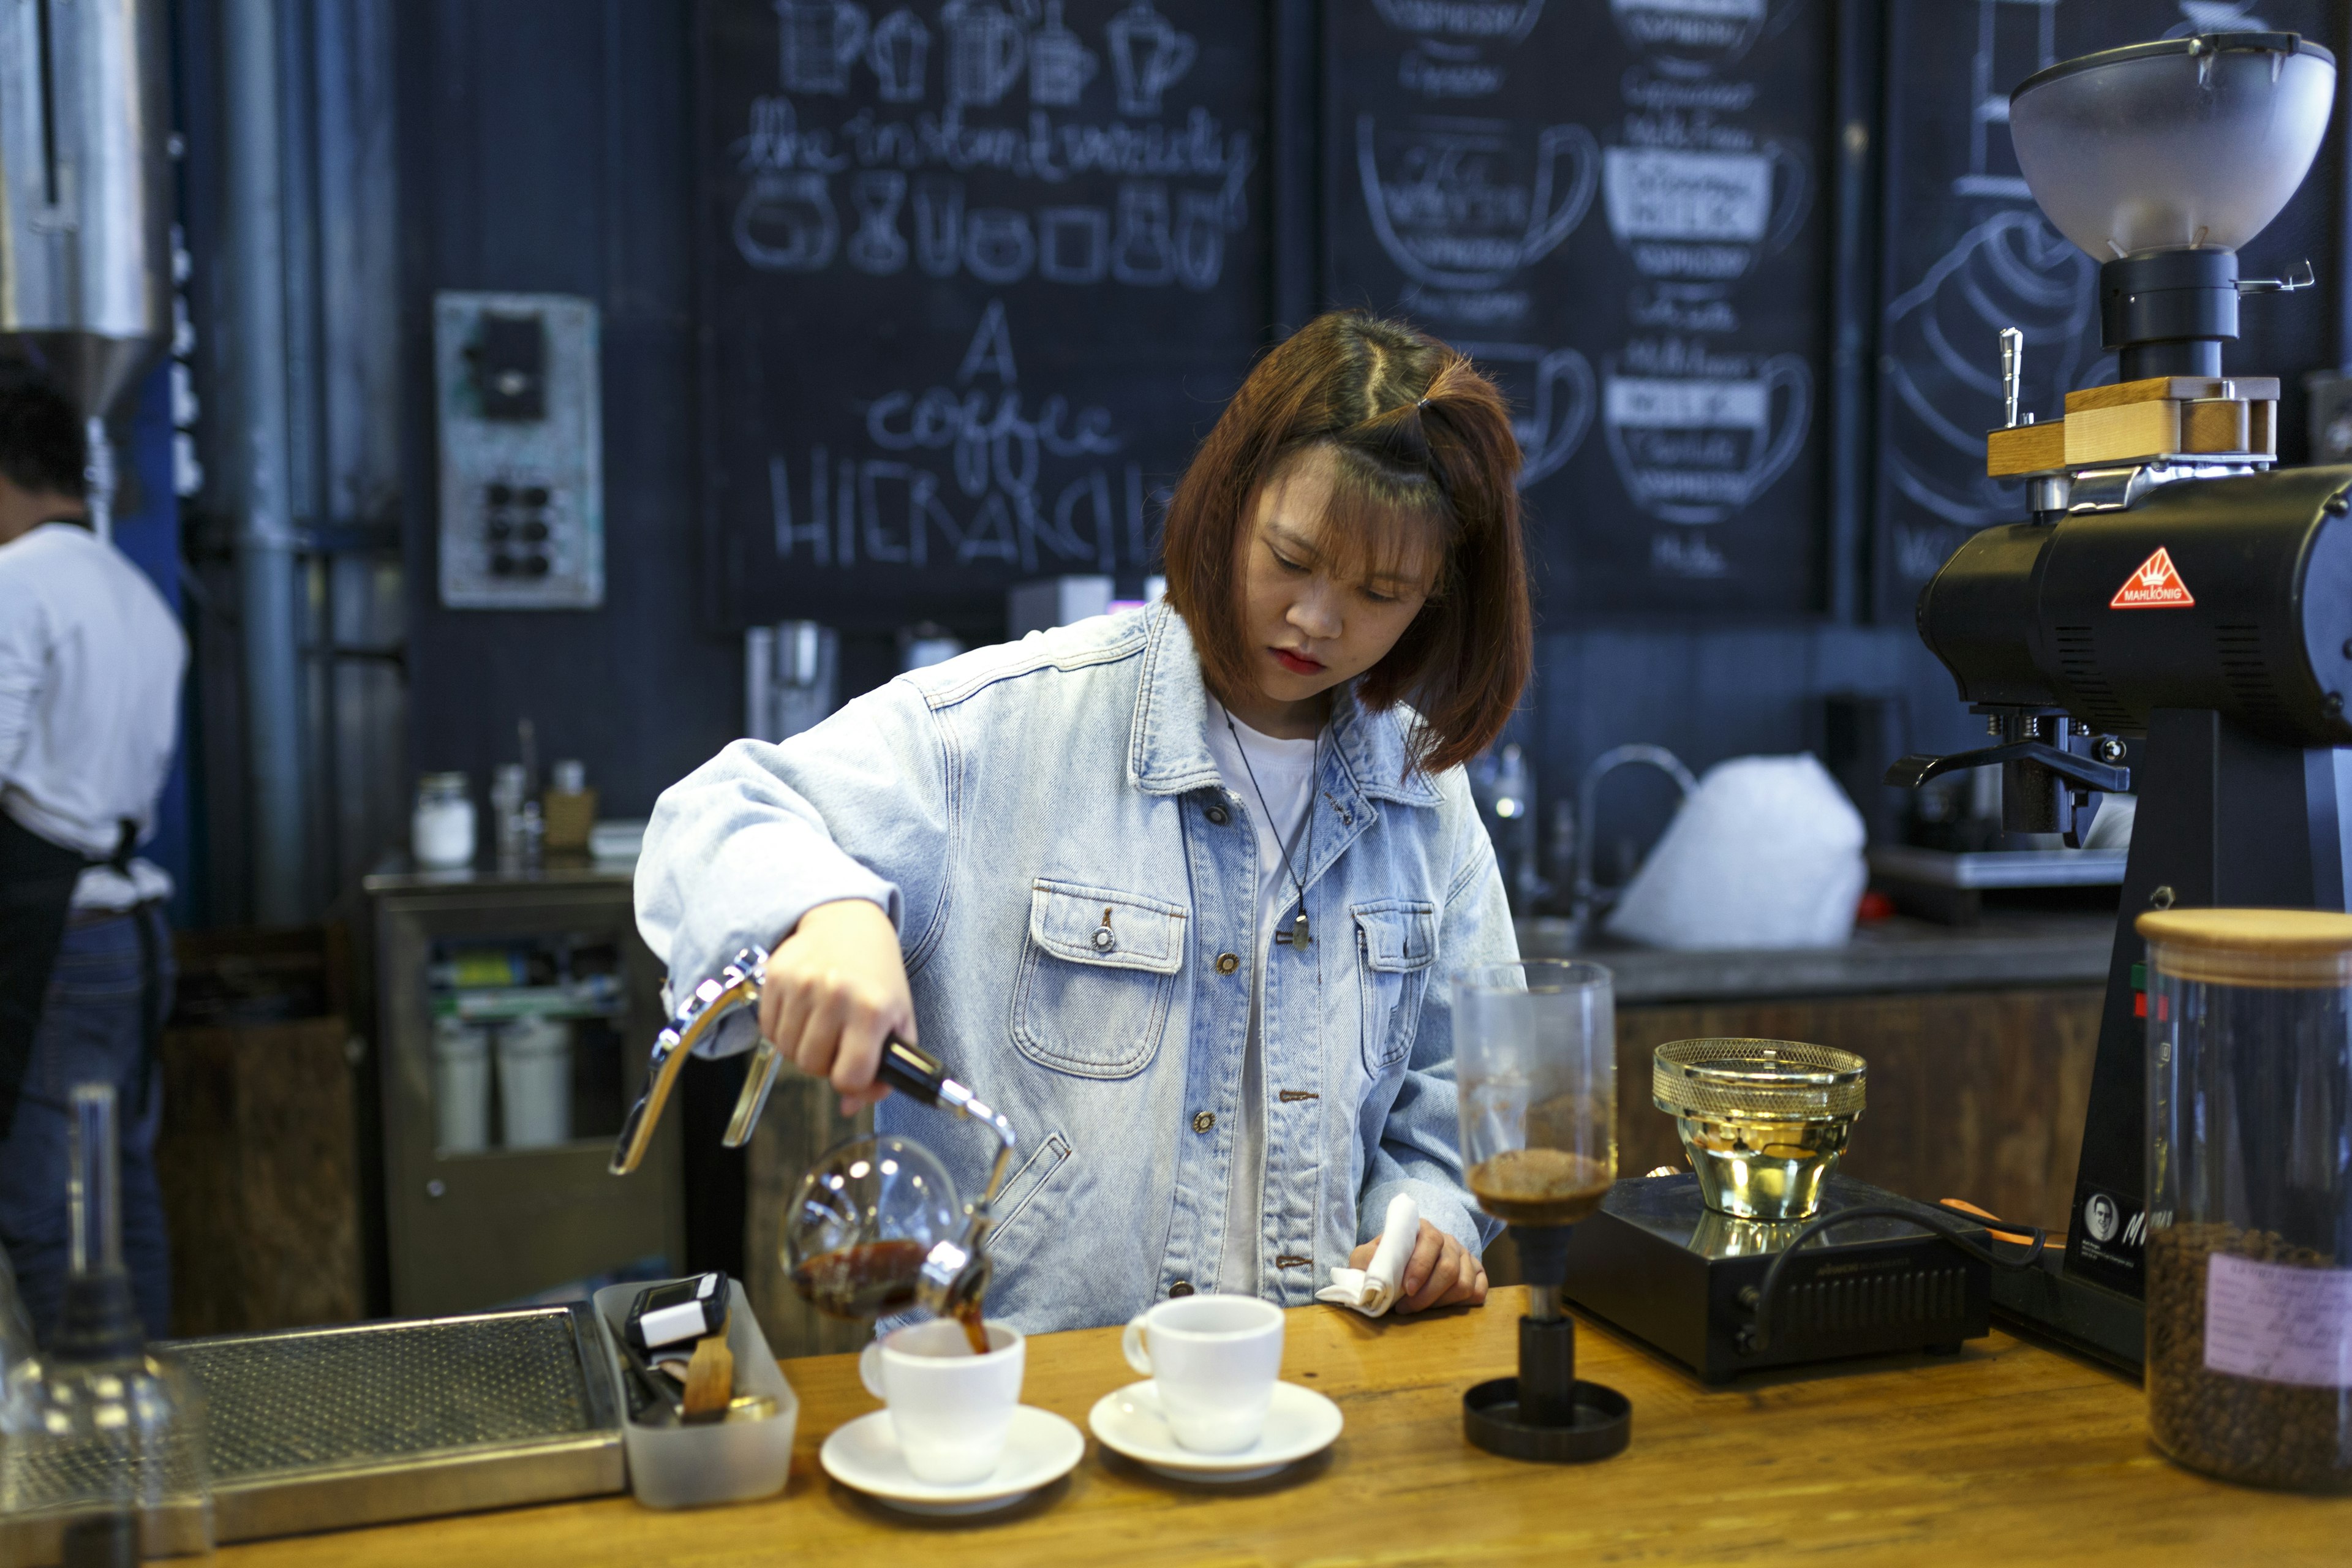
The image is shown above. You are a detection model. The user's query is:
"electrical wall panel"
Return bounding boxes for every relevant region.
[434,291,604,609]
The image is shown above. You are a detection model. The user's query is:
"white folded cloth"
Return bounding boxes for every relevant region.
[1317,1194,1419,1317]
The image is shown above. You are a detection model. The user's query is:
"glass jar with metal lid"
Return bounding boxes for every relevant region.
[1652,1039,1866,1221]
[2141,908,2352,1493]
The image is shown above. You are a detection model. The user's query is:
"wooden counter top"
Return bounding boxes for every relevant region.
[216,1287,2348,1566]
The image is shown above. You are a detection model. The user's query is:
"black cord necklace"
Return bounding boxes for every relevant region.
[1224,711,1313,948]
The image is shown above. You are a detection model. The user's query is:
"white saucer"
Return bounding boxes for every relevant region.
[1087,1380,1343,1482]
[821,1405,1085,1515]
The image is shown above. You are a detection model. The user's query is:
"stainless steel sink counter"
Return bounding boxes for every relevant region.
[1513,912,2113,1005]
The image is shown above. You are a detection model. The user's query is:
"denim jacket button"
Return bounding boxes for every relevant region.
[1169,1280,1194,1297]
[1205,804,1230,826]
[1192,1110,1215,1133]
[1215,952,1239,975]
[1091,925,1117,952]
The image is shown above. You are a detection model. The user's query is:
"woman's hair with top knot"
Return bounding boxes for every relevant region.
[1161,311,1532,776]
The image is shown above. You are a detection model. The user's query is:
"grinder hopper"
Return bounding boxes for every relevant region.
[2008,31,2335,380]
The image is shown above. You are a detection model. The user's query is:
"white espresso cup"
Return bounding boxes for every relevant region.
[857,1319,1025,1485]
[1120,1294,1284,1453]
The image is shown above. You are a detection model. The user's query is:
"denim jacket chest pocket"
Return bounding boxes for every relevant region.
[1354,900,1438,1074]
[1011,878,1188,1078]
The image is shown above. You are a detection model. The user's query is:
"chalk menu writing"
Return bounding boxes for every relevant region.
[699,0,1268,629]
[1324,0,1831,615]
[1872,0,2343,612]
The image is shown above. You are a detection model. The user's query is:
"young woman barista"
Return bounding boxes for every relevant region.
[636,311,1534,1335]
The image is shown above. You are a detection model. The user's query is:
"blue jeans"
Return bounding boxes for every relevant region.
[0,907,172,1344]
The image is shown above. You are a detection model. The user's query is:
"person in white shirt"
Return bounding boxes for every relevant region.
[0,372,186,1343]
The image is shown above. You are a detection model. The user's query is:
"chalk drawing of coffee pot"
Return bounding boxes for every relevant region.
[776,0,870,94]
[736,171,841,272]
[1610,0,1774,80]
[1029,0,1098,107]
[866,8,931,102]
[1453,341,1596,488]
[944,0,1027,107]
[1107,0,1196,116]
[1601,349,1811,525]
[1357,113,1598,292]
[1601,140,1810,281]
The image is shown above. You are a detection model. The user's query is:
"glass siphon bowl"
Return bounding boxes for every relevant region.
[1651,1039,1867,1221]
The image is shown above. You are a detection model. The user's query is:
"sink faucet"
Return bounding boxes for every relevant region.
[1571,744,1700,938]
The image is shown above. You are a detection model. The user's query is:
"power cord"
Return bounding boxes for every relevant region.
[1747,1199,2049,1353]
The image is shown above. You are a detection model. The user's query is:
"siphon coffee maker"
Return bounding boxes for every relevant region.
[611,944,1019,1343]
[1453,960,1631,1462]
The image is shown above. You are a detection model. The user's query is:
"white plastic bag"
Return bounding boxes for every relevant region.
[1603,754,1867,951]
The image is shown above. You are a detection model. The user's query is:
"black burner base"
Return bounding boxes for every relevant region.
[1463,1376,1630,1463]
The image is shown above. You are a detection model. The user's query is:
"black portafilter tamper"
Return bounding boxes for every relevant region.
[1454,960,1632,1463]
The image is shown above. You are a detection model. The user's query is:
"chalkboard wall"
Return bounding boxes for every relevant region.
[1324,0,1833,616]
[391,0,2352,859]
[697,0,1272,630]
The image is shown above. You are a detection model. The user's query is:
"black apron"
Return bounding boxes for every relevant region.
[0,815,157,1137]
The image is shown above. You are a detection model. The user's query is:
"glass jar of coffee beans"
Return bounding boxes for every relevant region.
[2140,909,2352,1493]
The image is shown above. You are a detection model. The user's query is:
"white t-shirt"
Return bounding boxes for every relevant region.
[1202,698,1319,1298]
[0,523,186,909]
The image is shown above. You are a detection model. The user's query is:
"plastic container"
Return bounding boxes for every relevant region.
[2141,908,2352,1493]
[592,1280,796,1509]
[412,772,477,869]
[497,1016,574,1149]
[431,1016,492,1154]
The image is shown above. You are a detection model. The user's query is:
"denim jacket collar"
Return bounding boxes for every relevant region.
[1127,603,1444,810]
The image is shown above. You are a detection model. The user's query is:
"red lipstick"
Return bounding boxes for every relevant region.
[1273,647,1325,675]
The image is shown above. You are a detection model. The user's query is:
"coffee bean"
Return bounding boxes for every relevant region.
[2146,1223,2351,1493]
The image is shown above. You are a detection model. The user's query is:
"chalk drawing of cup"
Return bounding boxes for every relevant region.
[1039,207,1110,283]
[965,209,1037,283]
[1372,0,1549,45]
[1356,113,1599,292]
[945,0,1027,107]
[1106,0,1196,116]
[1608,0,1772,80]
[867,8,931,102]
[1112,182,1174,285]
[1175,191,1226,290]
[777,0,869,94]
[914,177,965,276]
[848,172,910,275]
[1601,349,1811,524]
[1452,340,1596,488]
[1600,142,1809,282]
[1029,0,1097,106]
[736,171,840,272]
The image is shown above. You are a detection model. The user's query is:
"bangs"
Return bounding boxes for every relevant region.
[1281,441,1454,597]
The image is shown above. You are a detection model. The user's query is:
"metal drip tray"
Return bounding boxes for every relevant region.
[165,1303,624,1542]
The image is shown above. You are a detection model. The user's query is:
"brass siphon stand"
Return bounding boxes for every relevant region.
[1463,1224,1632,1463]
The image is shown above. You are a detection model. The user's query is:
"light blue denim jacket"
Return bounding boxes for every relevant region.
[636,603,1513,1333]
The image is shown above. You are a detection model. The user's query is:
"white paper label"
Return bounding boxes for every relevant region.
[2204,1253,2352,1389]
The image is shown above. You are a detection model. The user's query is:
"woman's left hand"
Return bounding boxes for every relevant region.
[1352,1219,1488,1313]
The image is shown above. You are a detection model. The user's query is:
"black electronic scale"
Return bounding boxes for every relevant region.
[1563,1175,1993,1384]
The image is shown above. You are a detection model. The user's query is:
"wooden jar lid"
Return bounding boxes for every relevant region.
[2136,908,2352,987]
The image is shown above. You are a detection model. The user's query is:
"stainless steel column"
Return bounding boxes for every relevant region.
[222,0,308,923]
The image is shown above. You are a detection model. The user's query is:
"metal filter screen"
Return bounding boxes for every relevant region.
[171,1309,601,1480]
[1652,1038,1868,1121]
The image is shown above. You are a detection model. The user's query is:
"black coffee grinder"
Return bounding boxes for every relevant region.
[1885,31,2349,1370]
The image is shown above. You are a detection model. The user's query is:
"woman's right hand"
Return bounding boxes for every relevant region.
[759,899,915,1114]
